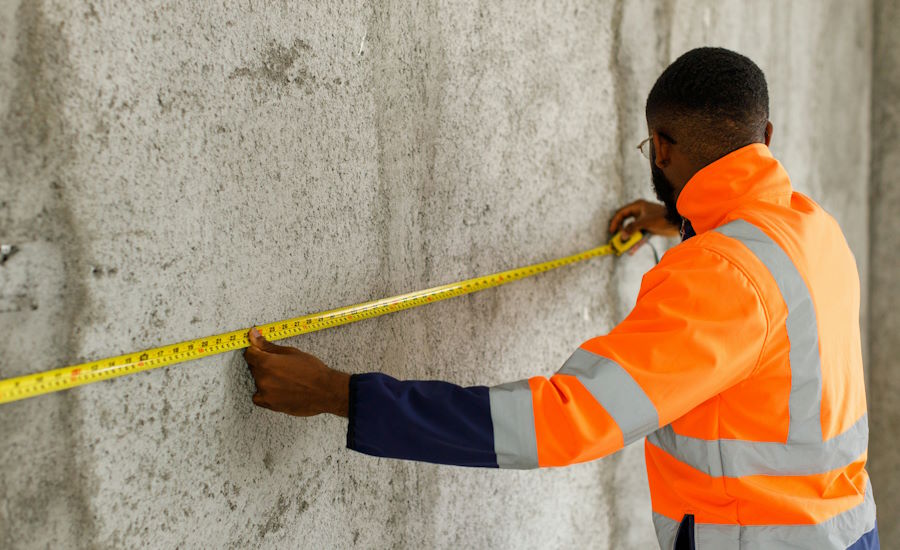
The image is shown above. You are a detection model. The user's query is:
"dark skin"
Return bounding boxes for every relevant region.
[244,119,775,418]
[245,327,350,417]
[609,120,773,239]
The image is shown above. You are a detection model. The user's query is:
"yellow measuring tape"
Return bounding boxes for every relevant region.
[0,231,644,405]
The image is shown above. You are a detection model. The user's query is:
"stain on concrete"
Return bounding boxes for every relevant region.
[0,244,19,264]
[262,451,275,473]
[89,265,118,277]
[230,38,314,87]
[257,494,290,538]
[0,1,99,547]
[0,290,38,313]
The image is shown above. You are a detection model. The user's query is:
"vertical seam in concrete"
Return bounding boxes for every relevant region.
[867,0,897,542]
[603,1,626,545]
[57,187,97,550]
[368,4,391,303]
[865,0,878,393]
[654,0,674,69]
[415,2,448,287]
[607,0,632,325]
[609,0,626,194]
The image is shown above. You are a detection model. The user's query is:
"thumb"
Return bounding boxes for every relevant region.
[248,327,292,354]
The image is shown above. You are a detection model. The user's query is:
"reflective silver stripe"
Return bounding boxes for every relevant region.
[652,512,680,550]
[651,477,876,550]
[646,413,868,477]
[714,220,823,444]
[488,380,539,469]
[557,348,659,445]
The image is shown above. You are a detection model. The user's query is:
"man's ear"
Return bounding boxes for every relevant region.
[652,131,671,169]
[764,121,773,146]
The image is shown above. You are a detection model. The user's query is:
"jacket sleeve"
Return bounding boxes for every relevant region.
[346,244,768,468]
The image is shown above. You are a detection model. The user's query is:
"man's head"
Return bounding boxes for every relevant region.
[645,47,773,224]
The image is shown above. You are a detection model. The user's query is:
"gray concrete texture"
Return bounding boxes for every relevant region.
[0,0,884,548]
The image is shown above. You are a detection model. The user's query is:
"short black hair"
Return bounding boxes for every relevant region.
[646,47,769,166]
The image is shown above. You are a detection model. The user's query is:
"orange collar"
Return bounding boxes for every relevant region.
[675,143,793,235]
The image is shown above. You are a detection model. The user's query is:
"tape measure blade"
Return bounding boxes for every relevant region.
[0,236,626,405]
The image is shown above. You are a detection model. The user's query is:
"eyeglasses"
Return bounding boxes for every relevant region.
[636,132,677,160]
[637,137,652,160]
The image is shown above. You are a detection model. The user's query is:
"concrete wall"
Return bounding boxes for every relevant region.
[869,0,900,541]
[0,1,877,548]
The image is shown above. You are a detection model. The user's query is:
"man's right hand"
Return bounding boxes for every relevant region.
[609,199,680,239]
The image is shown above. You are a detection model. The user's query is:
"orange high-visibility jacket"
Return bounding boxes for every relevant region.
[517,143,874,547]
[348,143,876,548]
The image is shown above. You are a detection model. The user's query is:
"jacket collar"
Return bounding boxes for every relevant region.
[675,143,793,235]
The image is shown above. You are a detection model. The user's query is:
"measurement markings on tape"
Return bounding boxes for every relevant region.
[0,231,644,405]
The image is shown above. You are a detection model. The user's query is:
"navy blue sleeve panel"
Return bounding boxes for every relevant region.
[846,523,879,550]
[346,372,499,468]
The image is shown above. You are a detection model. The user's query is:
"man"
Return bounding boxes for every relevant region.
[244,47,878,549]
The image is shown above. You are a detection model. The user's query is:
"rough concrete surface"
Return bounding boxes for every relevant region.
[0,1,881,548]
[869,0,900,542]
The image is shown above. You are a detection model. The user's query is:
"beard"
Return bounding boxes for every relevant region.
[650,153,684,227]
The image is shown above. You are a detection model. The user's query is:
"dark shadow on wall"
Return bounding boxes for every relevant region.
[868,0,900,541]
[0,2,99,548]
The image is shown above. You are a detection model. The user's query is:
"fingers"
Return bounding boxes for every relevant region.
[609,200,645,234]
[252,392,270,409]
[246,330,275,411]
[248,327,270,350]
[626,235,649,256]
[244,332,271,381]
[243,335,267,381]
[248,327,293,354]
[243,345,262,367]
[622,219,647,239]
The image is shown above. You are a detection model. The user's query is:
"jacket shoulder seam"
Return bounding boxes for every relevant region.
[680,239,773,379]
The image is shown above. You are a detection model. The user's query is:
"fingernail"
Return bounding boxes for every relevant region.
[251,327,261,338]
